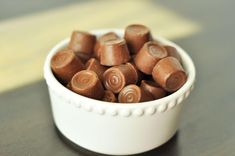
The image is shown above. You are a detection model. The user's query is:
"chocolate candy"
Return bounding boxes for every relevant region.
[94,32,119,60]
[152,57,187,92]
[128,62,143,83]
[140,80,166,99]
[102,90,117,102]
[75,52,91,64]
[61,47,91,63]
[71,70,104,99]
[85,58,108,80]
[68,31,96,55]
[66,82,72,90]
[124,24,152,54]
[163,45,181,62]
[103,63,139,93]
[51,49,84,84]
[118,84,153,103]
[100,38,130,66]
[134,41,168,74]
[51,25,188,103]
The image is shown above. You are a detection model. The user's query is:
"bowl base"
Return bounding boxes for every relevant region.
[54,125,179,156]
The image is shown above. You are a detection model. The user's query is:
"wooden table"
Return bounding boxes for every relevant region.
[0,0,235,155]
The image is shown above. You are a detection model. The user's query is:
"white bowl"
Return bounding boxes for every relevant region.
[44,29,196,155]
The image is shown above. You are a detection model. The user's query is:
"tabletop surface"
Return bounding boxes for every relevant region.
[0,0,235,156]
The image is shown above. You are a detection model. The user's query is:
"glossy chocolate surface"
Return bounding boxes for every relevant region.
[85,58,108,80]
[140,80,167,99]
[51,49,84,84]
[102,90,117,102]
[152,57,187,92]
[71,70,104,99]
[118,84,153,103]
[163,45,181,63]
[103,63,138,93]
[68,31,96,55]
[124,24,152,54]
[94,32,119,60]
[134,41,168,74]
[100,38,130,66]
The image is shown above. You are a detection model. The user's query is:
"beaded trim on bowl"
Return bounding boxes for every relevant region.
[49,84,194,117]
[45,29,196,118]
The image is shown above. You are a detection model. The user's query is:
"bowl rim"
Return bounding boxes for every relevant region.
[44,29,196,109]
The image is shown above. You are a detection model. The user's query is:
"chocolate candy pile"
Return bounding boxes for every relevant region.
[51,24,187,103]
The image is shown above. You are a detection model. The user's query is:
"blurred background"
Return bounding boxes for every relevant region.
[0,0,201,92]
[0,0,234,156]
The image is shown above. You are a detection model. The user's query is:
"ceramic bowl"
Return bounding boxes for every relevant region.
[44,29,196,155]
